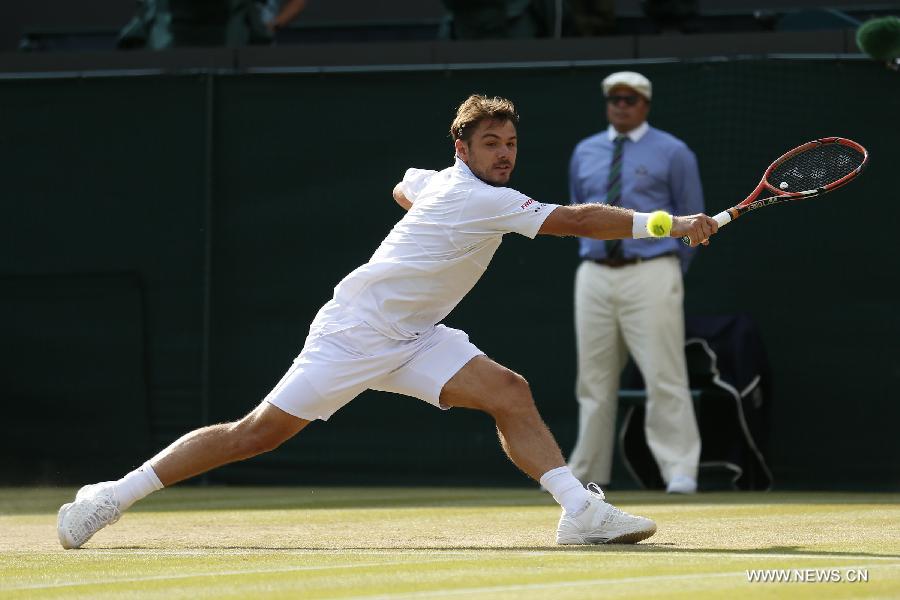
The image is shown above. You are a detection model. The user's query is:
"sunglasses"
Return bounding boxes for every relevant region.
[606,94,641,107]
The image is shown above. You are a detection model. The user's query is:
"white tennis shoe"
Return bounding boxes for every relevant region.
[556,483,656,545]
[57,482,122,549]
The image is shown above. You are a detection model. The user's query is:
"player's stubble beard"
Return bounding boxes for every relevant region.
[464,149,514,187]
[472,164,512,187]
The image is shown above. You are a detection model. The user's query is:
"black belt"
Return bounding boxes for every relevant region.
[587,252,676,269]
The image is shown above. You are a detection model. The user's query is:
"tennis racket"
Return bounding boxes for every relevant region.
[681,137,868,245]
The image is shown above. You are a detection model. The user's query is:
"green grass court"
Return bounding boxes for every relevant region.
[1,487,898,599]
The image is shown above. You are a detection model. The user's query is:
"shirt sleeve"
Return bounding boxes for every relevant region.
[464,185,559,239]
[670,145,704,273]
[568,146,586,205]
[399,168,438,203]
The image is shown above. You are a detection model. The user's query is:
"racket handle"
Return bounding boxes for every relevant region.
[680,210,733,245]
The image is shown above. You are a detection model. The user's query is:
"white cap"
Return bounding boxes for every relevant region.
[602,71,652,100]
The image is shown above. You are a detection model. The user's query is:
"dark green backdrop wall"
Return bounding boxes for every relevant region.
[2,58,898,489]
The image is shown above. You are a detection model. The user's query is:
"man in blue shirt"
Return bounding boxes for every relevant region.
[567,71,703,494]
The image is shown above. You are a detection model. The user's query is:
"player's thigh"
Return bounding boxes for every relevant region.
[438,354,531,412]
[372,325,484,409]
[265,324,404,421]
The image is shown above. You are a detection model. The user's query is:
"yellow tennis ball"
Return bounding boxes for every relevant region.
[647,210,673,237]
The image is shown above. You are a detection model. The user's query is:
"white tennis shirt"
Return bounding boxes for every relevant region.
[311,157,559,340]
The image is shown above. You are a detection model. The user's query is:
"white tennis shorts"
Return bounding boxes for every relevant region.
[264,323,484,421]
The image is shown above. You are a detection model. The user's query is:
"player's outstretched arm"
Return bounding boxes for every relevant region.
[537,204,636,239]
[537,204,717,245]
[392,183,412,211]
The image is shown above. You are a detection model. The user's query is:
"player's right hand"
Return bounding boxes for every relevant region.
[672,214,718,246]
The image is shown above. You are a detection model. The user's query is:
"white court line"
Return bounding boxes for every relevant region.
[333,564,900,600]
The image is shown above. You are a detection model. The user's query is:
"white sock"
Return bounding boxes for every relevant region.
[115,461,164,510]
[539,466,590,515]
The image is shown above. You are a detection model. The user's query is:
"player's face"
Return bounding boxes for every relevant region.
[605,85,650,133]
[455,119,517,186]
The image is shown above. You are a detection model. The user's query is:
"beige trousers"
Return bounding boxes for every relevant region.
[568,256,700,485]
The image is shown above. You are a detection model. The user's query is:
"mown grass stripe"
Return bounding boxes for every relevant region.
[67,549,900,561]
[5,557,896,592]
[1,558,449,591]
[333,563,900,599]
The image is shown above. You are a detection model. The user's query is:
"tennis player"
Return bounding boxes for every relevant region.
[58,94,717,549]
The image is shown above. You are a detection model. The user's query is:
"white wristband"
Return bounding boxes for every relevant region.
[632,212,652,239]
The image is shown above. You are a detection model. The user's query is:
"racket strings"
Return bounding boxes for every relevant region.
[768,144,864,192]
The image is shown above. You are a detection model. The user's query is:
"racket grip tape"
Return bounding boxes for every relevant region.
[680,211,733,245]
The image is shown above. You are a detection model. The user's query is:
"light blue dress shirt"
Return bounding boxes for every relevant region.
[569,122,704,271]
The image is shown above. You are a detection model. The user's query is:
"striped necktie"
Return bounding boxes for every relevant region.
[605,135,627,259]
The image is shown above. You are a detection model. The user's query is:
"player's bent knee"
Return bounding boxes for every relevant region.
[244,428,287,457]
[487,370,534,416]
[507,370,532,398]
[229,408,305,458]
[442,358,535,414]
[227,424,292,458]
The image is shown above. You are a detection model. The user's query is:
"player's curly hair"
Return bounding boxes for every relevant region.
[450,94,519,143]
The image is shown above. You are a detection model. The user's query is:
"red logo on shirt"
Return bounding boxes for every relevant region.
[520,198,534,210]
